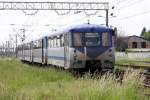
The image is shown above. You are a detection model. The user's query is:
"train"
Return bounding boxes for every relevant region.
[17,23,115,71]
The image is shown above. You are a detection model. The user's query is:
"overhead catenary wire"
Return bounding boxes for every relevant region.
[111,9,150,22]
[111,0,129,5]
[114,0,146,11]
[110,0,130,9]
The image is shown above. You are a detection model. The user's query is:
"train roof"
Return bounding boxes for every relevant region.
[18,24,114,45]
[46,23,114,37]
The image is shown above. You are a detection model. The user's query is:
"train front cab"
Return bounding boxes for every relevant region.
[69,29,115,71]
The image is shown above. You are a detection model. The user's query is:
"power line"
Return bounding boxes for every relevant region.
[112,0,128,5]
[111,10,150,22]
[110,0,130,8]
[115,0,146,11]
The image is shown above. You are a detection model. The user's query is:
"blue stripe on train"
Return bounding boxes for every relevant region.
[48,56,64,60]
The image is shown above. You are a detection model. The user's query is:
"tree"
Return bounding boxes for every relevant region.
[115,36,128,51]
[140,27,150,41]
[140,27,147,37]
[143,31,150,41]
[115,29,128,51]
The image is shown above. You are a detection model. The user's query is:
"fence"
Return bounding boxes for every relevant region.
[0,47,16,57]
[116,52,150,59]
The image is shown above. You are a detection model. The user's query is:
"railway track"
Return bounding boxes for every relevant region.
[115,63,150,69]
[143,72,150,88]
[114,68,150,99]
[114,67,150,88]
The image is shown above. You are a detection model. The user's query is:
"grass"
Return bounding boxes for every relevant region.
[0,58,148,100]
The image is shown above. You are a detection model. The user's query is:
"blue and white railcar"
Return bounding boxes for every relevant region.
[17,43,31,62]
[17,45,24,60]
[17,23,115,71]
[32,39,43,63]
[46,24,115,70]
[24,43,31,62]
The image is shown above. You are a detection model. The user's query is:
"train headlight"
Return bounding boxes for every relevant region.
[73,54,77,61]
[74,49,77,53]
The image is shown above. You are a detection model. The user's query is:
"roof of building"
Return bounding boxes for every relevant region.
[126,35,150,42]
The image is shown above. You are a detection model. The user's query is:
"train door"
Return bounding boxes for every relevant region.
[30,41,33,63]
[42,37,48,64]
[45,37,48,64]
[42,39,44,64]
[64,33,70,68]
[29,42,31,62]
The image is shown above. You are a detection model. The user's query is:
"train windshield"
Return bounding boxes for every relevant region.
[73,33,83,47]
[85,33,100,46]
[102,32,111,46]
[73,33,100,47]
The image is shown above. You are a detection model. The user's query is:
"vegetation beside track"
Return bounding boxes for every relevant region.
[0,58,148,100]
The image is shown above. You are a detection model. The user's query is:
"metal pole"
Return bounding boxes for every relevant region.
[106,9,109,27]
[8,41,10,57]
[16,34,18,58]
[6,41,8,56]
[21,29,25,60]
[0,46,1,57]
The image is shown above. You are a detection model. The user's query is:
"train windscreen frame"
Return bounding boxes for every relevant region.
[73,32,111,47]
[73,32,100,47]
[85,33,100,46]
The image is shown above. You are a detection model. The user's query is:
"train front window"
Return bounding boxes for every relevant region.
[102,32,111,46]
[73,33,83,47]
[85,33,100,46]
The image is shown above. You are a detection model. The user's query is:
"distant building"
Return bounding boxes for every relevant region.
[124,35,150,49]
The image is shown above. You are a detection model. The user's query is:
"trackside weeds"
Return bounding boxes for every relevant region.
[0,58,149,100]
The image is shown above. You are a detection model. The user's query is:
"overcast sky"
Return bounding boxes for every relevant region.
[0,0,150,44]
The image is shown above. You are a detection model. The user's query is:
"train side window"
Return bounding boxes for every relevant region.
[53,37,56,47]
[39,40,42,48]
[57,36,60,47]
[48,38,51,48]
[60,35,64,47]
[36,41,38,48]
[24,44,26,50]
[34,41,40,49]
[33,42,37,49]
[37,40,40,48]
[57,35,61,47]
[54,37,57,47]
[52,37,54,47]
[51,38,53,48]
[29,43,31,50]
[35,41,38,49]
[27,43,30,50]
[56,37,58,47]
[26,44,28,50]
[102,32,111,46]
